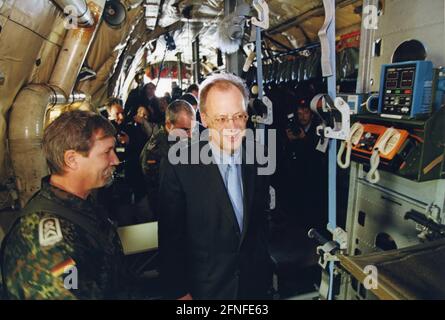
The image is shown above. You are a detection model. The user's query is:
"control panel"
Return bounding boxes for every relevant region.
[378,61,433,119]
[350,123,410,161]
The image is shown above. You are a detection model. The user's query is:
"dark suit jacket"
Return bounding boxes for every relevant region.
[158,140,272,299]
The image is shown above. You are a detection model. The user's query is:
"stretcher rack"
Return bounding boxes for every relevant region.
[338,238,445,300]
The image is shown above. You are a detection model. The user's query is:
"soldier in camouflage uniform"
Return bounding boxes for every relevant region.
[1,110,125,299]
[140,100,196,217]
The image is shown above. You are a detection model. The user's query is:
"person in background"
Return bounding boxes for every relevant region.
[106,99,130,165]
[186,83,199,99]
[125,106,155,207]
[180,93,198,112]
[133,106,160,140]
[140,100,195,219]
[171,81,183,100]
[125,82,162,124]
[180,92,204,133]
[284,99,327,230]
[164,92,172,103]
[158,97,169,124]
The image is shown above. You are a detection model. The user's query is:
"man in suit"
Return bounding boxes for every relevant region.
[158,73,272,300]
[140,100,196,219]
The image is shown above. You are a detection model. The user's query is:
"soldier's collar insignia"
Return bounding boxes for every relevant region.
[39,217,63,247]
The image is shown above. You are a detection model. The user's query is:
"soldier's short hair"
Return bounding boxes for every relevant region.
[43,110,116,175]
[198,73,249,114]
[166,100,195,124]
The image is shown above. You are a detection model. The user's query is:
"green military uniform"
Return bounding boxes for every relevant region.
[140,126,171,216]
[1,176,125,299]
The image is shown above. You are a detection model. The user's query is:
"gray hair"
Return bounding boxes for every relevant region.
[198,72,249,114]
[166,99,195,124]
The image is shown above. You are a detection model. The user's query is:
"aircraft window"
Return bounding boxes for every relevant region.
[392,39,427,63]
[358,211,366,227]
[374,38,382,57]
[375,233,398,251]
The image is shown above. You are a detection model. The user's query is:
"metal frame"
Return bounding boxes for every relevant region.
[339,162,445,300]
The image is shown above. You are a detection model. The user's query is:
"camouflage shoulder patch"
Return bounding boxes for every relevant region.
[39,217,63,247]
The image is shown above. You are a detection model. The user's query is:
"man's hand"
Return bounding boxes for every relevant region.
[286,128,297,141]
[178,293,193,300]
[286,128,305,141]
[296,127,306,139]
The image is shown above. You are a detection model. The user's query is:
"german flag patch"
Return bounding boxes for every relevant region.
[50,258,76,277]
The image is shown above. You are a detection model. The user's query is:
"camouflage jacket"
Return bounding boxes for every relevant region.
[140,126,170,194]
[1,176,125,300]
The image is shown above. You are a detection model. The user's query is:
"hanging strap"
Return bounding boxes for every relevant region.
[318,0,336,77]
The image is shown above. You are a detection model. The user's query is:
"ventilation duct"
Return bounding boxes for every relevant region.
[49,0,105,97]
[52,0,95,27]
[8,85,91,207]
[8,0,105,206]
[104,0,127,28]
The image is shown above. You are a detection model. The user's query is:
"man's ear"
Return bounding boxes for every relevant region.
[200,113,208,128]
[64,150,79,171]
[165,121,173,132]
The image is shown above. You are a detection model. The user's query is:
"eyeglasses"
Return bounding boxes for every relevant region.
[209,113,248,126]
[176,127,192,134]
